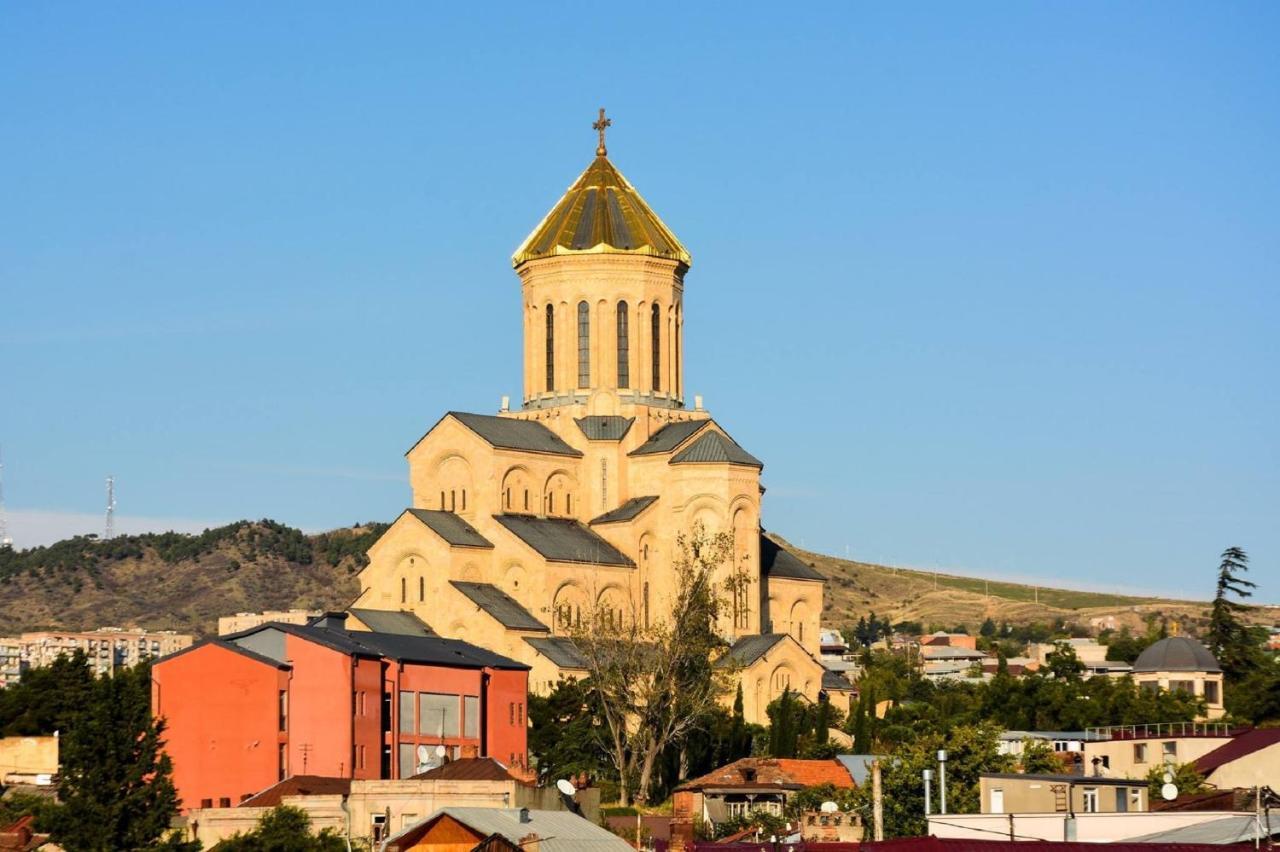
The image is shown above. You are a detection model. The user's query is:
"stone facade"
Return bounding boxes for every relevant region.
[351,139,827,723]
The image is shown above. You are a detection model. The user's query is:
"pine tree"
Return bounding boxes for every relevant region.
[851,692,869,752]
[51,664,185,851]
[1207,546,1258,679]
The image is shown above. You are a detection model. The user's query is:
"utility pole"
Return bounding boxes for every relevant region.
[104,476,116,540]
[872,760,884,841]
[0,446,11,549]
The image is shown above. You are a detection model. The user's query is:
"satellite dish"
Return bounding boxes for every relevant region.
[819,801,839,813]
[417,745,431,762]
[435,744,447,758]
[556,779,577,797]
[1161,783,1178,802]
[1162,770,1174,784]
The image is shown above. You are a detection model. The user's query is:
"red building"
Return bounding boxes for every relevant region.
[152,613,529,812]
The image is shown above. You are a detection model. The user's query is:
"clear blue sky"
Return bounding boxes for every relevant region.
[3,3,1276,600]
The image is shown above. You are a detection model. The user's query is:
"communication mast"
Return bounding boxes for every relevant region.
[0,446,12,549]
[104,476,116,540]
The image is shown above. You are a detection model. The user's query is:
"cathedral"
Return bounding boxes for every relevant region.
[351,113,836,724]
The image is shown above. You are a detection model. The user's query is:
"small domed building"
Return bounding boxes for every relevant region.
[1132,636,1225,719]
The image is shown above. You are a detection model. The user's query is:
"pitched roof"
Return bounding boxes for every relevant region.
[227,622,528,671]
[589,496,658,525]
[1194,727,1280,775]
[410,757,520,783]
[156,638,292,671]
[575,416,635,441]
[822,670,854,691]
[1126,815,1278,844]
[405,509,494,549]
[386,808,632,852]
[629,420,709,456]
[1132,636,1221,673]
[512,154,691,268]
[494,514,634,566]
[238,775,351,808]
[348,608,435,636]
[524,636,589,670]
[760,536,825,582]
[720,634,786,668]
[450,582,549,632]
[920,645,989,660]
[670,431,763,468]
[421,412,582,457]
[677,758,855,792]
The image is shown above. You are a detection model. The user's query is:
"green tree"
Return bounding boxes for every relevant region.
[211,805,345,851]
[0,650,97,736]
[1044,642,1085,681]
[1207,547,1260,679]
[1145,762,1206,800]
[979,618,996,639]
[50,664,188,852]
[527,678,608,784]
[1017,738,1061,774]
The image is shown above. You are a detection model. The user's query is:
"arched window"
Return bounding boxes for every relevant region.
[544,304,556,393]
[616,302,629,388]
[577,301,590,388]
[651,303,661,392]
[504,488,511,509]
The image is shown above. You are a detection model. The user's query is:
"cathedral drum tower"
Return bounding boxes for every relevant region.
[352,112,833,724]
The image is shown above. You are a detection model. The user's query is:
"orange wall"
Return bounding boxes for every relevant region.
[353,656,384,779]
[153,644,287,811]
[283,633,354,778]
[485,667,529,771]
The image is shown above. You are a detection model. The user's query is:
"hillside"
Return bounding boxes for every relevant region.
[0,520,382,636]
[0,520,1249,639]
[770,535,1227,635]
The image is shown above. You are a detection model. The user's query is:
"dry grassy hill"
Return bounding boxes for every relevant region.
[769,535,1224,635]
[0,520,1249,639]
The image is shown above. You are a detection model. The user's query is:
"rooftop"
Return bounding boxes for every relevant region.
[410,757,521,783]
[405,508,494,549]
[494,514,634,567]
[385,807,631,852]
[1194,727,1280,775]
[238,775,351,808]
[1132,635,1221,673]
[677,757,855,792]
[450,582,549,633]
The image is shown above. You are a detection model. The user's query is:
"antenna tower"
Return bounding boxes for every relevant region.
[0,446,11,549]
[105,476,116,540]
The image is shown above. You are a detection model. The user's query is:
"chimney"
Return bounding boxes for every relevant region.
[694,394,704,411]
[309,612,349,631]
[519,807,531,823]
[500,395,510,412]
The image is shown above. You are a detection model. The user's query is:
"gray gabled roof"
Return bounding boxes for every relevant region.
[405,509,494,549]
[589,496,658,525]
[410,411,582,457]
[450,582,549,632]
[384,808,632,852]
[822,670,854,691]
[1127,815,1278,844]
[524,636,589,669]
[575,416,635,441]
[719,634,786,668]
[629,419,709,456]
[349,608,435,636]
[670,431,763,468]
[493,514,634,567]
[760,535,825,582]
[226,622,528,670]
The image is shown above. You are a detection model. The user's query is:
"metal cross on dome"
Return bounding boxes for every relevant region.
[593,107,612,156]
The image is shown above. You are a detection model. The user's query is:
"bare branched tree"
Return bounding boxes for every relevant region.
[572,522,737,805]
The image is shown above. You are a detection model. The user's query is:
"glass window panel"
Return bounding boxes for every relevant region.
[419,692,459,738]
[616,302,629,388]
[651,304,661,391]
[399,691,415,735]
[399,743,416,779]
[464,695,480,739]
[577,301,590,388]
[545,305,555,392]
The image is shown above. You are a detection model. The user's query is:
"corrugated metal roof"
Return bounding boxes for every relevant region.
[512,154,691,268]
[524,636,589,669]
[760,535,825,582]
[575,416,635,441]
[447,412,583,457]
[349,608,435,636]
[1195,727,1280,775]
[670,431,763,468]
[406,509,494,549]
[589,495,658,525]
[386,808,633,852]
[450,582,549,632]
[720,634,786,668]
[629,420,709,456]
[494,514,634,567]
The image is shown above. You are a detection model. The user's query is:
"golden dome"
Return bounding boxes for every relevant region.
[512,154,691,269]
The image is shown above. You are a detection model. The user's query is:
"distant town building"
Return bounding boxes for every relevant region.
[920,631,977,650]
[979,772,1148,815]
[1081,721,1237,780]
[1131,636,1225,720]
[152,614,529,814]
[0,735,58,786]
[216,609,323,635]
[1027,638,1131,679]
[0,627,193,686]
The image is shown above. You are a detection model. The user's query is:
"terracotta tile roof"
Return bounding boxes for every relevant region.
[411,757,521,782]
[1194,727,1280,775]
[676,757,854,792]
[238,775,351,807]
